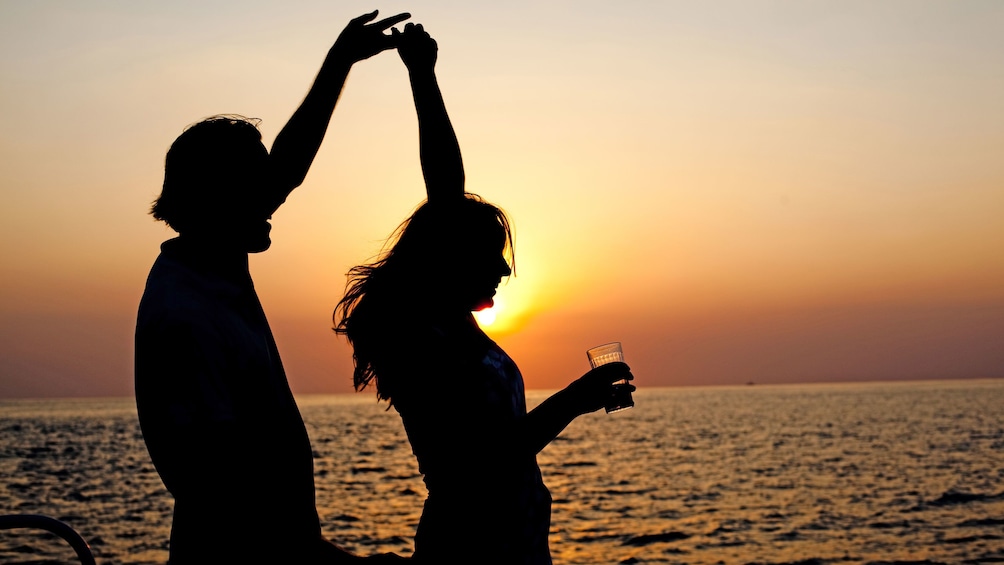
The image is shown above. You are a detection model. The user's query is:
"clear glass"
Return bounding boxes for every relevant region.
[586,342,634,413]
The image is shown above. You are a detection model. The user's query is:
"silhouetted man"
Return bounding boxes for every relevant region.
[134,12,409,564]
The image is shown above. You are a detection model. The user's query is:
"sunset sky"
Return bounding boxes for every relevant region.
[2,1,1003,398]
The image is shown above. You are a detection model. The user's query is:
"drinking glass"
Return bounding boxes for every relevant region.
[586,342,634,413]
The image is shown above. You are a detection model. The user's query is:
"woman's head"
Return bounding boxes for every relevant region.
[391,194,514,311]
[335,193,515,395]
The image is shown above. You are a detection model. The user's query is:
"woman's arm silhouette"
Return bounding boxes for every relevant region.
[396,23,633,460]
[395,23,464,202]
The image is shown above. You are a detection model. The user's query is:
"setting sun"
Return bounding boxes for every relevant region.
[3,4,1004,563]
[1,1,1003,400]
[473,296,503,328]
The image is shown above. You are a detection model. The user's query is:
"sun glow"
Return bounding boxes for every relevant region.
[473,296,503,328]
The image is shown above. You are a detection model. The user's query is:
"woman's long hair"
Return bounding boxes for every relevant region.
[334,193,514,400]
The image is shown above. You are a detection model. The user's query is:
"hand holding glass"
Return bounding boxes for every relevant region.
[587,342,635,413]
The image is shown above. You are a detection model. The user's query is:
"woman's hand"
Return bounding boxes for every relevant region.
[393,23,438,72]
[564,362,635,416]
[519,361,635,455]
[331,10,411,64]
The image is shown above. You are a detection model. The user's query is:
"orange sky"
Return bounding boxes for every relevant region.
[2,1,1003,398]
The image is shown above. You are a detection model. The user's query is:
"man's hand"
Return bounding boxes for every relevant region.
[332,10,411,63]
[393,22,438,73]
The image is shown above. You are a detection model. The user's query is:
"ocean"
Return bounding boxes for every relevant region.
[1,379,1002,564]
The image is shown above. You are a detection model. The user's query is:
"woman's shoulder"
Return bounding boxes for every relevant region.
[375,315,491,388]
[387,311,487,346]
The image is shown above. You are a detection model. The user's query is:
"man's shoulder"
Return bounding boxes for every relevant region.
[137,251,231,331]
[140,253,200,305]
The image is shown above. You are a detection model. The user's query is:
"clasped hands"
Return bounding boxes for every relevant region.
[330,11,438,72]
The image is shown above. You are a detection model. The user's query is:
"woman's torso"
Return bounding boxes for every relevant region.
[376,314,552,564]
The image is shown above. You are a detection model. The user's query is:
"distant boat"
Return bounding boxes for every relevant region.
[746,381,755,386]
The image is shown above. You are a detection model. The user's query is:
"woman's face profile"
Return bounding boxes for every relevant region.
[442,219,511,312]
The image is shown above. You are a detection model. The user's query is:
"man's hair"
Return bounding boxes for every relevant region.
[151,115,264,233]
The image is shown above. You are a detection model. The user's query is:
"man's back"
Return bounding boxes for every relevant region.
[135,238,320,562]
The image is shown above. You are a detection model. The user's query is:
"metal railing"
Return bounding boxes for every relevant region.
[0,514,97,565]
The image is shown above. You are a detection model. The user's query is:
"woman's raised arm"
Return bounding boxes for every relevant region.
[396,23,465,202]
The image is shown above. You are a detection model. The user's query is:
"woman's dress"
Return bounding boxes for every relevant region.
[374,313,552,565]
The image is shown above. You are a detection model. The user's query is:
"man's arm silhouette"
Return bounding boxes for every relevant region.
[137,12,411,565]
[267,10,410,213]
[267,13,411,563]
[262,14,413,562]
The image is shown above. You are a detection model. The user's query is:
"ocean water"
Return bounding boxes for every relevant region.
[1,379,1002,565]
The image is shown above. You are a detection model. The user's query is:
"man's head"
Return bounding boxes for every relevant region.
[152,115,273,252]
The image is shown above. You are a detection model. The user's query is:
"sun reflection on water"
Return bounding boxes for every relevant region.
[3,381,1003,564]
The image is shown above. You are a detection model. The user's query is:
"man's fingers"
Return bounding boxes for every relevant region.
[376,35,399,52]
[370,12,411,31]
[350,10,379,26]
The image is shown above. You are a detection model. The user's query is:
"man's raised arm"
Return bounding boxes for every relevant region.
[266,10,410,213]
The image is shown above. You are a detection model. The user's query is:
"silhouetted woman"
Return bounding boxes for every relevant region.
[335,24,633,565]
